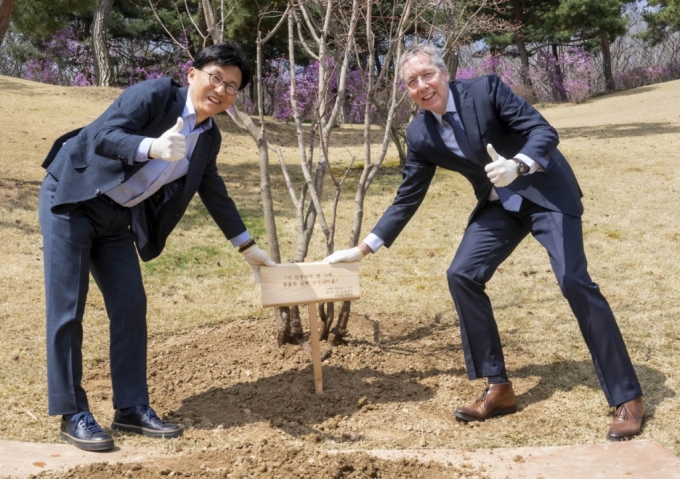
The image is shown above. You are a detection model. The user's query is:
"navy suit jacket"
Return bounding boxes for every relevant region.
[372,75,584,248]
[42,78,247,261]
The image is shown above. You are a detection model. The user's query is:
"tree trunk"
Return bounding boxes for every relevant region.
[514,32,532,89]
[551,44,567,102]
[374,36,383,78]
[92,0,114,87]
[201,0,221,45]
[390,126,407,168]
[601,30,614,92]
[255,32,296,346]
[444,48,458,79]
[318,302,334,340]
[194,1,207,52]
[329,301,351,345]
[0,0,16,49]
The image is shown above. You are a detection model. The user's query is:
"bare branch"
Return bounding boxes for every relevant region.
[261,4,291,43]
[147,0,193,58]
[290,3,321,60]
[269,143,300,210]
[296,0,322,44]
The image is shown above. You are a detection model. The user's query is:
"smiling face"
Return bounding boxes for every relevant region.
[402,53,450,115]
[187,61,242,125]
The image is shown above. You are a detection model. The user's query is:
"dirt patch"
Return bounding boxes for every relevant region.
[27,314,494,478]
[29,443,474,478]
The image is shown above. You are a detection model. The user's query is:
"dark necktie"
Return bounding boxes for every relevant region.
[442,112,522,212]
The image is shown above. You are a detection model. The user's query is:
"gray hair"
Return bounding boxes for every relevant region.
[398,44,447,79]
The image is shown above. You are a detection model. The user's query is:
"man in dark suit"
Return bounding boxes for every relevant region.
[39,41,275,451]
[326,44,644,440]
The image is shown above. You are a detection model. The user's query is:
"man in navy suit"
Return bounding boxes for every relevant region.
[39,41,275,451]
[326,44,644,440]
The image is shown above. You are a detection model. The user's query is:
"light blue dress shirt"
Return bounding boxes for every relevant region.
[105,97,251,247]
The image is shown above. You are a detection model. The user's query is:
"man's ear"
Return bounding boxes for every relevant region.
[186,67,197,85]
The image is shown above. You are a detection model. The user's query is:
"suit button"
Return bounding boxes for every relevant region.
[95,189,101,195]
[119,177,125,182]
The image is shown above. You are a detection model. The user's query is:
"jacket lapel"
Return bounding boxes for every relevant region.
[423,110,449,153]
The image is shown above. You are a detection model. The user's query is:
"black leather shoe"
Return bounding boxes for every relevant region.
[111,405,183,438]
[59,411,114,451]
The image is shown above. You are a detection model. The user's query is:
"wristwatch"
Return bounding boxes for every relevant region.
[514,158,529,176]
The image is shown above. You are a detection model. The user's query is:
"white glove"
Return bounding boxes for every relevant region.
[149,117,186,162]
[324,247,364,264]
[484,144,518,187]
[241,244,276,284]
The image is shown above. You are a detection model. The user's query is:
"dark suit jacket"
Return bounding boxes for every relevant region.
[42,78,247,261]
[372,75,584,248]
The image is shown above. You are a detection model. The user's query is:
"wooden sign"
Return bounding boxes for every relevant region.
[260,262,361,308]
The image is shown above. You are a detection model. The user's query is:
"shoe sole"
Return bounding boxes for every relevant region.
[111,422,183,439]
[607,430,641,441]
[454,405,518,422]
[58,431,114,452]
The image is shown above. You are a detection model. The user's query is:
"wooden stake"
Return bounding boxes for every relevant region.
[307,299,324,394]
[305,258,323,394]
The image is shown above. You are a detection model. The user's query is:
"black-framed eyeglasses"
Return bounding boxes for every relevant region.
[199,70,239,96]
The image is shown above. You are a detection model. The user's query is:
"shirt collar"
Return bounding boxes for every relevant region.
[183,96,213,134]
[432,90,457,127]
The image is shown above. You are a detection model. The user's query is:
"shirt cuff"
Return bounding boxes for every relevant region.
[230,231,252,248]
[363,233,385,253]
[135,138,155,163]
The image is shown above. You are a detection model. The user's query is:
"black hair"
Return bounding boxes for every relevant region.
[193,40,252,91]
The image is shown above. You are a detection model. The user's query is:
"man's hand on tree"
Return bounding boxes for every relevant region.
[485,144,518,187]
[149,117,186,162]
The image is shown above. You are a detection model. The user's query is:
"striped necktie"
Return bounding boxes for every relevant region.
[442,112,522,212]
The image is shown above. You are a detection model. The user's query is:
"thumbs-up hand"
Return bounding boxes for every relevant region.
[484,144,518,187]
[149,117,186,162]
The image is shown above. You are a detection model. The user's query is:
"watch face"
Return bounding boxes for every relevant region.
[516,161,528,175]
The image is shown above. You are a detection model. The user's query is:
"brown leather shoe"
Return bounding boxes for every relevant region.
[607,396,644,441]
[454,382,517,422]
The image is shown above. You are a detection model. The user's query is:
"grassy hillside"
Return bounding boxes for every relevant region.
[0,75,678,456]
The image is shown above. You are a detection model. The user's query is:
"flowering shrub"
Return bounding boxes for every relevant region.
[20,28,95,86]
[13,27,680,109]
[457,55,518,88]
[344,68,369,123]
[458,48,598,104]
[263,59,339,122]
[261,58,394,124]
[17,27,193,88]
[24,58,59,84]
[613,63,680,90]
[552,48,599,103]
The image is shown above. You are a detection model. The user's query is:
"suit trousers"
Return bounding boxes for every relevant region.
[39,173,149,415]
[446,200,642,407]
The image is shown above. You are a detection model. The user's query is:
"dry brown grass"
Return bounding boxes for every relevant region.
[0,75,678,456]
